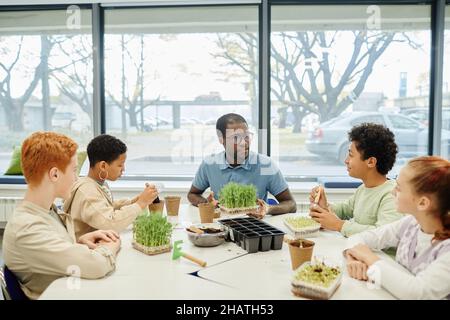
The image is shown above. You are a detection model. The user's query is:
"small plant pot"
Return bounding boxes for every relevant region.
[243,231,260,253]
[288,239,315,270]
[165,196,181,216]
[257,231,273,252]
[132,240,172,255]
[271,231,285,250]
[214,208,221,219]
[148,200,165,214]
[198,202,215,223]
[231,227,248,244]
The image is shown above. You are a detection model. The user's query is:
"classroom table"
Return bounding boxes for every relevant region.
[40,205,396,300]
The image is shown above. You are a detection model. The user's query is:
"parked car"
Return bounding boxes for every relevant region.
[401,107,450,130]
[305,111,450,163]
[143,117,172,131]
[194,91,221,102]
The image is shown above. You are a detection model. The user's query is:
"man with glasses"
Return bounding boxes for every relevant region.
[187,113,296,218]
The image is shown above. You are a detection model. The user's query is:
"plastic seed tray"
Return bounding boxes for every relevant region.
[218,217,285,253]
[284,216,321,238]
[291,262,342,300]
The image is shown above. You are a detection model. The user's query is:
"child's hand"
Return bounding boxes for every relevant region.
[347,244,380,266]
[309,205,344,231]
[137,185,159,208]
[309,185,328,209]
[78,230,120,249]
[346,258,369,281]
[97,238,122,256]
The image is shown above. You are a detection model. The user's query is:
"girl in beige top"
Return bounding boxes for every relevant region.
[63,134,158,239]
[2,132,121,299]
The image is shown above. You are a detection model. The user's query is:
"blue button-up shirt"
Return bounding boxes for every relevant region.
[192,151,289,202]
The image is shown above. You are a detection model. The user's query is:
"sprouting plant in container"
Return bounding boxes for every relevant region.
[218,182,258,215]
[291,260,343,300]
[132,212,173,255]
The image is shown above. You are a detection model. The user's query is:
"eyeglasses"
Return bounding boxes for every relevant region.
[225,132,254,144]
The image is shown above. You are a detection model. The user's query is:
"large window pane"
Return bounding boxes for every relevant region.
[443,6,450,159]
[270,5,431,177]
[104,6,258,177]
[0,8,94,174]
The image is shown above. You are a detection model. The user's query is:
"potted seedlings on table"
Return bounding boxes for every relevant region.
[218,182,258,216]
[291,260,342,300]
[132,212,173,255]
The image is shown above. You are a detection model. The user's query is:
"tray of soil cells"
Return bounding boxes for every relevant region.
[218,216,285,253]
[185,223,227,247]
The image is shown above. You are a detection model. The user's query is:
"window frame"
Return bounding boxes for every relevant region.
[0,0,446,182]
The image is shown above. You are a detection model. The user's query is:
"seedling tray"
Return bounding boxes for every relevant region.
[291,262,342,300]
[284,217,321,238]
[218,217,285,253]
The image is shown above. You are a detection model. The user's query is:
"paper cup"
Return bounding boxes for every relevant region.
[165,196,181,216]
[288,239,315,270]
[198,202,215,223]
[148,200,165,214]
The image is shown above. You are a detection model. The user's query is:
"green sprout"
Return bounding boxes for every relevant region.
[285,217,320,229]
[219,182,257,208]
[133,212,173,247]
[294,262,341,288]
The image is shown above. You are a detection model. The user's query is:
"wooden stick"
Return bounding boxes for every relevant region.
[188,226,205,234]
[314,186,322,204]
[182,252,207,267]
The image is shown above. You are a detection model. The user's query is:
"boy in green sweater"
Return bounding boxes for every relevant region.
[309,123,403,237]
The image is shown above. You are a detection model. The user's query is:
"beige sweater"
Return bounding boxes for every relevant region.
[63,176,143,239]
[2,201,116,299]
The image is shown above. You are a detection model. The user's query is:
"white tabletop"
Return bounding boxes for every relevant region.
[40,205,396,300]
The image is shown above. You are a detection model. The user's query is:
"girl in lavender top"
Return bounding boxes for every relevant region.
[344,156,450,299]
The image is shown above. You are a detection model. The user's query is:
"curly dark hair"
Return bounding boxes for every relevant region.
[87,134,127,167]
[348,123,398,175]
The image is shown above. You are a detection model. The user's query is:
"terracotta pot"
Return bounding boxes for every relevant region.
[198,202,215,223]
[288,239,315,270]
[165,196,181,216]
[148,200,165,214]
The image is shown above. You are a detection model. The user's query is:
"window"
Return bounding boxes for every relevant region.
[270,4,431,177]
[443,6,450,159]
[0,8,94,174]
[104,6,259,176]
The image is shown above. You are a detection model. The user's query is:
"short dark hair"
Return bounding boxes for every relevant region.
[348,123,398,175]
[87,134,127,168]
[216,113,248,138]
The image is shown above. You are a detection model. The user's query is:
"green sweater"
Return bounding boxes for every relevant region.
[331,179,403,237]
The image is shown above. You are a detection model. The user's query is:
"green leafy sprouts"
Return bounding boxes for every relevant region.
[133,212,173,247]
[219,182,257,208]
